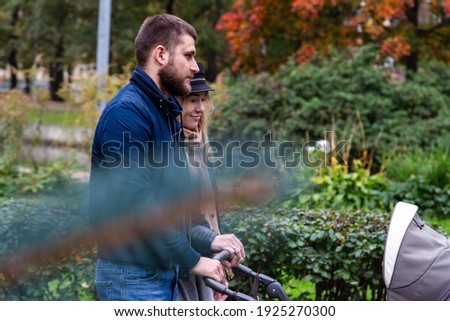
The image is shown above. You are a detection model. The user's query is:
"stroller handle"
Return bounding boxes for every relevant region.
[203,250,256,301]
[204,250,289,301]
[213,250,232,262]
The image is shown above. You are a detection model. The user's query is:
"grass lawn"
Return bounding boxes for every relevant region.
[27,107,89,127]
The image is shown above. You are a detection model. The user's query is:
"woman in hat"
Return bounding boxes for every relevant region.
[177,62,236,301]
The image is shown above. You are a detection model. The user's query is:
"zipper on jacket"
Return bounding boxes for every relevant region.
[166,113,173,140]
[159,98,173,140]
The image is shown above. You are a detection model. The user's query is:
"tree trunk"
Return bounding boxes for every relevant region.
[417,0,431,26]
[8,49,18,90]
[405,50,419,74]
[8,5,20,90]
[404,0,419,74]
[204,51,219,82]
[24,73,31,95]
[203,0,227,82]
[49,36,64,101]
[166,0,175,14]
[67,64,73,83]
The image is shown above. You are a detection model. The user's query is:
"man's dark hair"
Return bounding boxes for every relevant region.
[135,14,198,68]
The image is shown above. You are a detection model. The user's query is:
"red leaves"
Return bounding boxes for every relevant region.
[296,44,316,65]
[444,0,450,17]
[291,0,326,19]
[380,36,411,60]
[217,0,448,73]
[365,0,412,21]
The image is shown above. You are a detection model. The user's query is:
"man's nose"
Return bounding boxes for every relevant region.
[191,59,199,73]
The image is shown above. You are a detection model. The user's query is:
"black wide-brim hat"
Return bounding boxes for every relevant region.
[190,62,214,93]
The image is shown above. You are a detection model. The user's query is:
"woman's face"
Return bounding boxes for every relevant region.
[182,91,208,131]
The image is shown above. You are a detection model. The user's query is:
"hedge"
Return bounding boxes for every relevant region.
[1,199,390,300]
[220,206,390,300]
[0,199,97,300]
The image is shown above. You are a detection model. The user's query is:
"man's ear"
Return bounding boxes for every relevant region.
[154,45,167,65]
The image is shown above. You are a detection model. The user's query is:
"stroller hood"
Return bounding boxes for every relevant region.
[383,202,450,300]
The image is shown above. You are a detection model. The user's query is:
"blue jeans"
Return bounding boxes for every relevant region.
[95,258,178,301]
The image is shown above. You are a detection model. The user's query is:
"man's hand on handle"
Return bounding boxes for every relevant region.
[190,257,228,286]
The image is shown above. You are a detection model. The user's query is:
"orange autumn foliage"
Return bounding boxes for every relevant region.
[296,44,316,65]
[216,0,450,73]
[380,36,412,60]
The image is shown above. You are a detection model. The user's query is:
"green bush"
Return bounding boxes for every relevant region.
[383,143,450,218]
[0,162,70,197]
[0,89,71,198]
[0,197,97,300]
[278,143,448,218]
[211,71,284,140]
[0,91,29,172]
[210,47,450,168]
[283,160,393,213]
[220,206,389,300]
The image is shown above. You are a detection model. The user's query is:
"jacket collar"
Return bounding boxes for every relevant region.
[130,66,183,118]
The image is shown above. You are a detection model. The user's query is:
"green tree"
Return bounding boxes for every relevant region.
[0,0,98,98]
[0,0,233,99]
[0,0,20,89]
[170,0,234,81]
[0,1,154,99]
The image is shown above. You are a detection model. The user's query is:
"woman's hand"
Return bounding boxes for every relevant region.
[211,234,245,267]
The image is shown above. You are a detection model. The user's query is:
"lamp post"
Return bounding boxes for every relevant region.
[96,0,111,111]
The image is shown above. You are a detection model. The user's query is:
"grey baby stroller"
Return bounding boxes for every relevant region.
[383,201,450,300]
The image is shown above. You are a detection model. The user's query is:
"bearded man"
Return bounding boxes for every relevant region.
[89,14,244,301]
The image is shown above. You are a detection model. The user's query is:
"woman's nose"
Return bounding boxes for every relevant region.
[196,101,205,113]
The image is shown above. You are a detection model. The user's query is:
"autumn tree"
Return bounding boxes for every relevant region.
[216,0,450,73]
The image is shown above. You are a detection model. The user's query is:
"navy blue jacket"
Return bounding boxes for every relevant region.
[89,66,217,271]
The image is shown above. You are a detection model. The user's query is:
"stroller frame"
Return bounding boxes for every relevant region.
[204,251,289,301]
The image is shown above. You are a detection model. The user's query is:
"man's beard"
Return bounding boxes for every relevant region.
[158,63,191,97]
